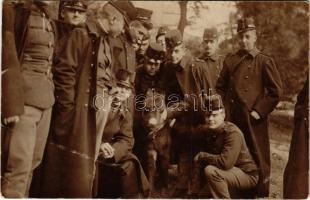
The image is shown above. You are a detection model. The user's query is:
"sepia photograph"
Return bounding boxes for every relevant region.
[1,0,309,198]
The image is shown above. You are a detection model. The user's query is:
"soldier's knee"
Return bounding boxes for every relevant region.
[204,165,222,181]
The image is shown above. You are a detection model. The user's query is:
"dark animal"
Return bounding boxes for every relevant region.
[134,90,203,196]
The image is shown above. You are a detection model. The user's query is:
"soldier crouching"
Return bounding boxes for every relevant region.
[190,94,258,198]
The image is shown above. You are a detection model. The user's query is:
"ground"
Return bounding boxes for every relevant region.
[153,118,292,199]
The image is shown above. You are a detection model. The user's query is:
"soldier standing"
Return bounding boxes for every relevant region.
[162,29,214,197]
[156,26,170,52]
[39,2,133,197]
[216,17,283,197]
[131,8,153,67]
[1,0,56,197]
[133,42,166,172]
[54,0,87,65]
[199,28,224,87]
[283,74,309,198]
[135,42,166,97]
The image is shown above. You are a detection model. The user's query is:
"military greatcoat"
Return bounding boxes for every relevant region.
[216,48,283,197]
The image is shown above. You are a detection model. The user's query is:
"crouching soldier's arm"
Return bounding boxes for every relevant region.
[194,130,242,170]
[111,109,134,163]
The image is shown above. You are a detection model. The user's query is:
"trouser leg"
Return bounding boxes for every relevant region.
[1,106,50,198]
[203,165,258,198]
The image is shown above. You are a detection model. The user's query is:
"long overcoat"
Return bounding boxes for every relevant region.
[216,48,283,197]
[283,76,309,198]
[39,19,120,198]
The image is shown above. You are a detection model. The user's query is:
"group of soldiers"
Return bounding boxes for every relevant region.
[1,0,308,199]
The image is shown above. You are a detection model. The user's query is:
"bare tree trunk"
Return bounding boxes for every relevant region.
[178,1,188,36]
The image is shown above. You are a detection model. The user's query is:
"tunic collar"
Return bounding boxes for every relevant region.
[200,53,219,62]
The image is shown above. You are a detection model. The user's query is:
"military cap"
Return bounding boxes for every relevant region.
[156,26,170,40]
[61,0,88,12]
[108,1,138,24]
[135,7,153,30]
[203,94,224,112]
[203,27,218,40]
[165,29,183,49]
[115,69,133,89]
[237,17,256,33]
[145,42,166,63]
[129,20,150,42]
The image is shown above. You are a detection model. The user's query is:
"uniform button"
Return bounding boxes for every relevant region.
[245,76,249,79]
[91,63,94,67]
[304,117,307,121]
[92,51,95,55]
[230,99,234,103]
[248,65,252,68]
[86,89,90,93]
[84,103,88,107]
[230,88,233,91]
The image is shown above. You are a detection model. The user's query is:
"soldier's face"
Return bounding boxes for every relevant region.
[156,35,166,51]
[169,45,185,64]
[238,30,257,51]
[145,59,161,76]
[61,8,86,25]
[204,109,225,129]
[112,86,132,107]
[136,39,150,55]
[202,39,218,56]
[109,16,125,37]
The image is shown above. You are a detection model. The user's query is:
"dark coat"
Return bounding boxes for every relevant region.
[283,76,309,199]
[40,19,115,198]
[199,53,224,87]
[216,48,283,197]
[1,2,56,118]
[1,2,24,118]
[95,105,150,197]
[163,54,214,105]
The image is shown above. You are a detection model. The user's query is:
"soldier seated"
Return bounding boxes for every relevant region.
[95,69,149,198]
[191,94,259,198]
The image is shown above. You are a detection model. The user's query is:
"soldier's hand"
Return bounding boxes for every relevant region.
[250,110,260,120]
[3,116,20,125]
[194,151,208,162]
[100,143,115,159]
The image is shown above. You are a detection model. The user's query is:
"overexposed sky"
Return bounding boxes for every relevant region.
[132,1,237,38]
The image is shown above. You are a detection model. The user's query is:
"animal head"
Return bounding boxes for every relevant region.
[141,89,167,131]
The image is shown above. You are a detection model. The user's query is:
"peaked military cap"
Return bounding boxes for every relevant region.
[237,17,256,33]
[109,1,138,24]
[62,0,88,12]
[165,29,183,49]
[203,94,224,112]
[115,69,133,89]
[135,7,153,30]
[156,26,170,39]
[145,42,166,63]
[203,27,218,40]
